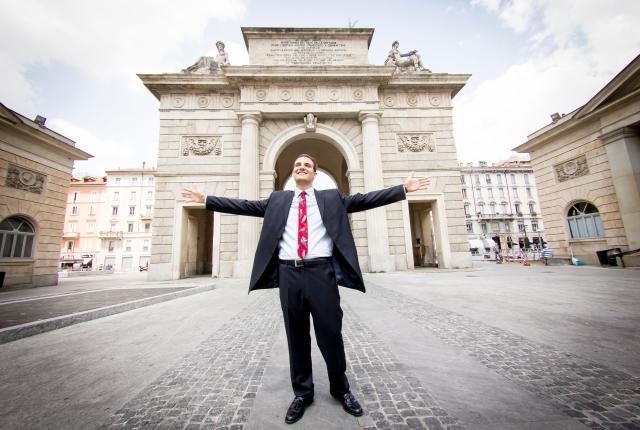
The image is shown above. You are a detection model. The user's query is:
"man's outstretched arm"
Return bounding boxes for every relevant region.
[344,173,430,213]
[182,188,268,218]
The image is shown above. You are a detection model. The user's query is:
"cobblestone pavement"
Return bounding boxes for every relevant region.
[342,303,466,430]
[367,283,640,430]
[99,293,281,430]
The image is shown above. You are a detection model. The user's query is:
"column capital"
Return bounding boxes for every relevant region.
[600,127,636,145]
[236,111,263,124]
[358,110,383,123]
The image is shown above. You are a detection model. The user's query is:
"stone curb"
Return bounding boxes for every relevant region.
[0,284,216,345]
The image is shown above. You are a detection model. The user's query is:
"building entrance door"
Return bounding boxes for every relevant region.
[408,202,438,267]
[180,207,213,278]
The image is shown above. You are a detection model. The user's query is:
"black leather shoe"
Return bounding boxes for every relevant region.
[340,392,363,416]
[285,396,313,424]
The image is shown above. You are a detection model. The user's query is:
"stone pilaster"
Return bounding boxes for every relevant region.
[235,111,262,276]
[601,127,640,250]
[358,110,395,272]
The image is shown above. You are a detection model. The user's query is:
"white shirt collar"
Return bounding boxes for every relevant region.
[294,187,315,198]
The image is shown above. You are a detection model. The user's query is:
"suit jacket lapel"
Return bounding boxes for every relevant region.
[316,189,326,222]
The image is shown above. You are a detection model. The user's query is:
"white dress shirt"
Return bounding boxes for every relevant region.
[278,187,333,260]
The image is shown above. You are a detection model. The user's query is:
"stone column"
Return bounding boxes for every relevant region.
[602,127,640,250]
[358,111,395,272]
[235,111,262,276]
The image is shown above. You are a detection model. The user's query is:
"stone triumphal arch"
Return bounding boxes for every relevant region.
[140,27,472,280]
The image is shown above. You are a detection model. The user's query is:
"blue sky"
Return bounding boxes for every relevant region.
[2,0,639,175]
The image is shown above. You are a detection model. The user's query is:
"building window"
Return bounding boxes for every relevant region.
[87,223,95,232]
[466,222,473,233]
[66,240,73,251]
[485,174,492,185]
[567,201,604,239]
[504,222,510,232]
[510,173,516,185]
[514,203,521,215]
[0,216,36,258]
[125,240,132,252]
[489,202,496,215]
[481,223,488,234]
[146,205,152,215]
[115,178,121,184]
[532,222,538,232]
[488,188,494,199]
[461,188,467,199]
[529,203,536,215]
[518,223,525,232]
[501,202,508,214]
[68,223,77,232]
[110,223,117,231]
[129,206,136,215]
[497,174,503,185]
[478,202,485,215]
[464,203,471,216]
[148,177,154,184]
[524,173,530,185]
[475,187,482,199]
[130,191,137,201]
[512,187,518,198]
[491,222,499,232]
[144,223,151,233]
[89,205,95,216]
[474,174,481,185]
[147,190,153,200]
[143,240,149,252]
[112,206,119,216]
[460,175,466,184]
[107,241,115,252]
[128,223,134,233]
[113,191,119,201]
[132,177,138,184]
[499,187,505,198]
[526,187,532,199]
[71,205,78,215]
[73,192,78,202]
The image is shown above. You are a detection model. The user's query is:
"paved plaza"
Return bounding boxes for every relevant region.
[0,263,638,430]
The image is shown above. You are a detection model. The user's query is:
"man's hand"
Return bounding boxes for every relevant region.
[182,188,205,204]
[404,172,431,193]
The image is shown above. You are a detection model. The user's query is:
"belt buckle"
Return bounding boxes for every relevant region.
[294,259,303,268]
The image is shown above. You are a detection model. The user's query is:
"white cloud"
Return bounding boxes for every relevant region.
[456,0,640,162]
[47,118,153,176]
[0,0,246,106]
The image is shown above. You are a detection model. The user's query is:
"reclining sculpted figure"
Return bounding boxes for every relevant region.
[384,41,431,72]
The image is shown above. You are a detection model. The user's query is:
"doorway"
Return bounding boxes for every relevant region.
[180,207,213,278]
[408,202,438,267]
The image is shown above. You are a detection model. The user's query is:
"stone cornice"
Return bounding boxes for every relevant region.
[383,73,471,97]
[138,73,234,100]
[223,65,394,83]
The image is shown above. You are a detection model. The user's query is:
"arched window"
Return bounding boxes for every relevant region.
[567,201,604,239]
[0,216,36,258]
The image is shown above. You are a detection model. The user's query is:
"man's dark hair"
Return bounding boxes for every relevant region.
[293,153,318,172]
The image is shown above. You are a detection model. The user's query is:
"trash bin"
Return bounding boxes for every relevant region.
[596,248,622,266]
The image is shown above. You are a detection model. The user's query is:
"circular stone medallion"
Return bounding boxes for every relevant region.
[353,88,364,101]
[173,96,185,108]
[383,94,396,107]
[429,96,441,106]
[329,89,341,101]
[406,94,418,106]
[197,96,209,108]
[280,89,292,101]
[19,171,36,186]
[255,89,267,101]
[304,89,316,101]
[562,160,579,175]
[221,95,234,108]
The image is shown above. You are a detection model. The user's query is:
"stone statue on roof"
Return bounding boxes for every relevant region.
[384,41,431,73]
[182,41,230,74]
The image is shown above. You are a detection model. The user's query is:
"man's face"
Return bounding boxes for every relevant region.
[292,156,316,185]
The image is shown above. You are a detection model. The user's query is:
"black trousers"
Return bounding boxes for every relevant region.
[278,259,350,400]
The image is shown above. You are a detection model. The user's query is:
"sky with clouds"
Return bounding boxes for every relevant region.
[1,0,639,176]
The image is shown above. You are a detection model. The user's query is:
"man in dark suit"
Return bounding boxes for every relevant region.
[183,154,429,424]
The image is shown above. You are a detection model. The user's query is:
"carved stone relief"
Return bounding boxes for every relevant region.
[383,94,396,107]
[6,164,46,194]
[181,136,223,157]
[352,88,364,101]
[280,89,292,101]
[255,88,268,101]
[554,155,589,182]
[304,89,316,101]
[173,96,185,108]
[406,93,418,106]
[221,94,235,108]
[197,96,210,108]
[397,133,435,153]
[328,89,341,101]
[430,96,441,106]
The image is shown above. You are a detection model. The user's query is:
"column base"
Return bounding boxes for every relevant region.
[233,260,254,278]
[367,254,396,273]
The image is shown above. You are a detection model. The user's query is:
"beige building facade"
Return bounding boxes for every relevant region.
[515,54,640,265]
[140,27,473,281]
[0,103,91,288]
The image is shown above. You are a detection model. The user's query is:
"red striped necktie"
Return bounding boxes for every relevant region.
[297,191,308,259]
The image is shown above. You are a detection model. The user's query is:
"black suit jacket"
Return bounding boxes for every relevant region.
[205,184,406,293]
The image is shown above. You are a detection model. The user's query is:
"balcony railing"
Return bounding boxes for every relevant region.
[99,230,124,240]
[140,213,153,220]
[62,232,79,239]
